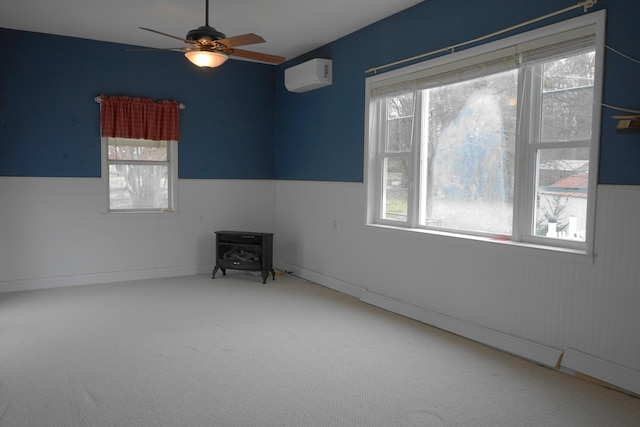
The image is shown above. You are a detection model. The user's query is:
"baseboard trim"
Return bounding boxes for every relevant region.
[359,290,563,368]
[275,261,563,369]
[274,261,365,299]
[0,265,214,293]
[562,348,640,396]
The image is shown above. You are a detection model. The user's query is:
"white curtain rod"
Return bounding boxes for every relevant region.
[94,96,185,110]
[365,0,598,74]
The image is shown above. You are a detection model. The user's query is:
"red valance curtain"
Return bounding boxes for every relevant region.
[100,95,180,141]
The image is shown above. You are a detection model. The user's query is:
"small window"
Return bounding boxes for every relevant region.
[105,137,177,212]
[365,14,604,253]
[99,95,180,213]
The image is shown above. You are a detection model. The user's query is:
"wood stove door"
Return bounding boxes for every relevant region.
[217,242,263,271]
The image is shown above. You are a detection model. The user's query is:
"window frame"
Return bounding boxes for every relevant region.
[364,11,605,255]
[101,136,179,214]
[515,55,596,250]
[375,91,418,225]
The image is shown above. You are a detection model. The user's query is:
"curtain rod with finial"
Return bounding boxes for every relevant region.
[365,0,598,75]
[94,96,185,110]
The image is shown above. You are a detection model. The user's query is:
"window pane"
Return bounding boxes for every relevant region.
[534,148,589,241]
[108,138,168,161]
[382,157,409,221]
[385,94,414,152]
[540,51,595,141]
[421,69,517,235]
[109,164,169,210]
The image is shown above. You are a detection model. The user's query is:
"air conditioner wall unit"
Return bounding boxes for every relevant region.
[284,58,332,93]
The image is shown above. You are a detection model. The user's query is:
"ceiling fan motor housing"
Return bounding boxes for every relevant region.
[186,25,226,43]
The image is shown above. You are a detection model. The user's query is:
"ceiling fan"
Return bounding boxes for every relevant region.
[136,0,285,68]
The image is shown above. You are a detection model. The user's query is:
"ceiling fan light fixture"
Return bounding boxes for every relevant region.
[138,0,283,66]
[185,50,228,68]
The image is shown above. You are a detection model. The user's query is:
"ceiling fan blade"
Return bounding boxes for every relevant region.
[224,48,286,65]
[216,33,265,48]
[127,47,186,52]
[139,27,193,44]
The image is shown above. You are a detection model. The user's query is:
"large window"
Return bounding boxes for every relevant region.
[365,14,604,252]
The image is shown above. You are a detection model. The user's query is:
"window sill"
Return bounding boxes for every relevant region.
[103,209,178,216]
[365,223,594,264]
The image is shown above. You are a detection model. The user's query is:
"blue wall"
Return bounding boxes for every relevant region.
[0,29,276,179]
[274,0,640,184]
[2,0,640,184]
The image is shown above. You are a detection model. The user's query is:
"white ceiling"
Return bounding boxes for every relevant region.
[0,0,424,62]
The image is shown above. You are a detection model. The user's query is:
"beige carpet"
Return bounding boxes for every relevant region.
[1,273,639,426]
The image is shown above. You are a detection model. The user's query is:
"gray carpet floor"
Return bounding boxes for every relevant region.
[1,273,639,426]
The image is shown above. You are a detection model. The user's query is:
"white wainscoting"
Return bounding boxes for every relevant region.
[2,177,638,394]
[274,181,640,395]
[0,177,276,292]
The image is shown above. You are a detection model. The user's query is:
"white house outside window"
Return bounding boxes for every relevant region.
[365,13,605,253]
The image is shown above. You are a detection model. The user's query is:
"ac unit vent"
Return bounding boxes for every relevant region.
[284,58,332,93]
